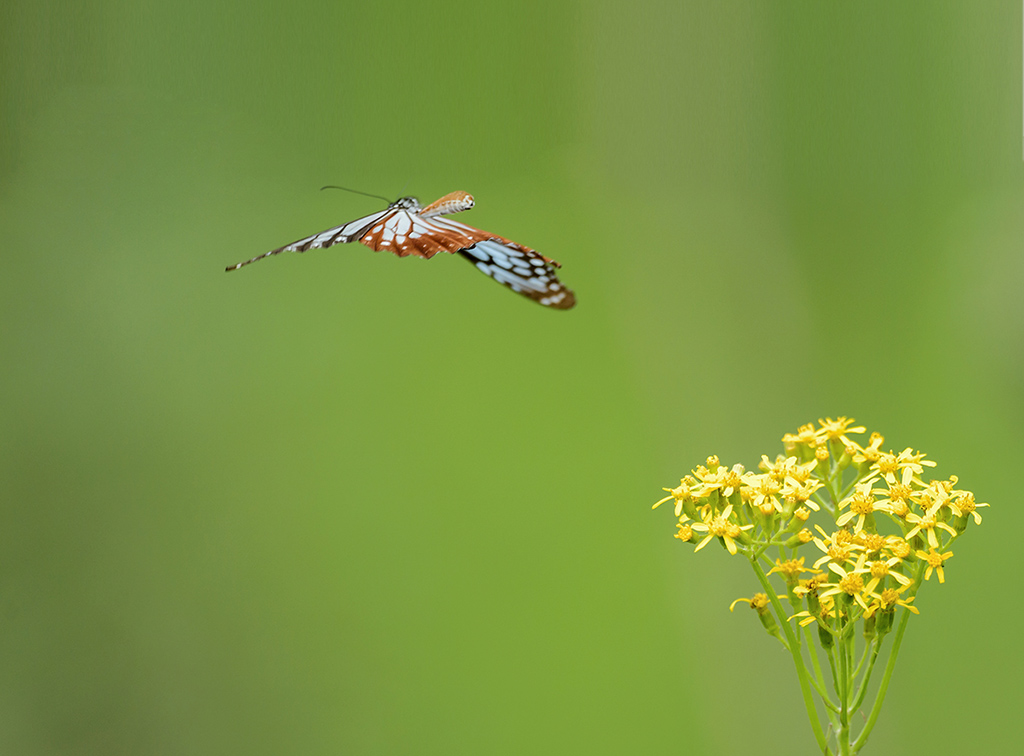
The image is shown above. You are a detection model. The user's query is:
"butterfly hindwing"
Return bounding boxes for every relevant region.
[357,210,468,259]
[457,239,575,309]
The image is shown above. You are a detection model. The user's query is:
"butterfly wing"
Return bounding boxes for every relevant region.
[456,239,575,309]
[225,209,391,271]
[357,209,473,259]
[228,191,576,309]
[417,216,574,309]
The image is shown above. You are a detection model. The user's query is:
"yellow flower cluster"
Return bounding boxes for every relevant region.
[654,418,987,625]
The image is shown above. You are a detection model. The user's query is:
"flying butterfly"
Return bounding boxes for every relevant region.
[226,189,575,309]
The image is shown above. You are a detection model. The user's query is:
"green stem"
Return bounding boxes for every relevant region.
[851,635,870,679]
[749,557,830,753]
[803,656,840,710]
[837,477,858,501]
[850,608,911,752]
[803,626,840,714]
[825,644,840,699]
[851,565,924,753]
[841,609,862,640]
[812,491,832,513]
[850,638,881,714]
[837,616,851,755]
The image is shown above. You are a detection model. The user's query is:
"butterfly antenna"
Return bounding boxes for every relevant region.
[320,185,393,203]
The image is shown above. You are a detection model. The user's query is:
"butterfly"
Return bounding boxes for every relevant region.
[226,190,575,309]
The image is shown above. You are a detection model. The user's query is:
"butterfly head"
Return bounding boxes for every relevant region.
[389,197,421,211]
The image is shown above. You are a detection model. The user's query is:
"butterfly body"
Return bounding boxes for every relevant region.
[227,191,575,309]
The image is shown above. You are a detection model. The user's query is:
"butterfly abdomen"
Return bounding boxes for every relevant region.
[419,191,475,218]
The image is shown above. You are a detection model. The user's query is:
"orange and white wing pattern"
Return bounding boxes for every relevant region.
[226,190,576,309]
[357,202,468,259]
[356,191,488,259]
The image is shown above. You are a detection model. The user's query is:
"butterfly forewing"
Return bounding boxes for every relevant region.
[286,210,391,252]
[225,209,391,271]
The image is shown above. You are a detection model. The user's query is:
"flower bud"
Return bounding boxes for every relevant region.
[835,445,853,471]
[817,622,834,649]
[876,609,894,636]
[805,589,821,617]
[782,533,804,548]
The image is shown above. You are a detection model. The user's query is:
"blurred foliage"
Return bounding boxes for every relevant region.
[1,1,1020,754]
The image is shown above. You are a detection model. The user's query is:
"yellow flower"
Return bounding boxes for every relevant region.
[815,417,866,445]
[785,457,820,485]
[948,491,988,525]
[789,610,819,627]
[857,556,912,594]
[857,531,886,554]
[674,520,694,543]
[759,454,791,482]
[781,478,823,511]
[791,573,827,599]
[758,454,819,492]
[790,594,838,627]
[848,432,885,465]
[819,560,872,612]
[863,584,919,618]
[730,593,771,613]
[873,447,936,486]
[690,504,753,555]
[884,536,912,559]
[692,463,744,499]
[905,504,958,549]
[768,557,820,583]
[836,481,883,530]
[653,478,694,517]
[811,527,862,570]
[743,472,783,514]
[915,548,953,583]
[783,507,812,535]
[872,469,916,514]
[652,420,990,656]
[912,478,953,514]
[783,423,820,452]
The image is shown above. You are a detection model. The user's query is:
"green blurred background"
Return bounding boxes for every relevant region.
[2,1,1021,753]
